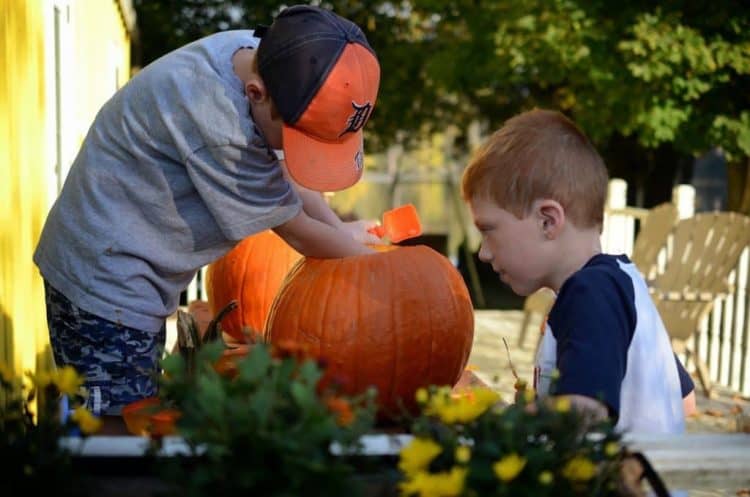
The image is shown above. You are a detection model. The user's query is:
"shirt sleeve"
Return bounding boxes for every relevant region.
[674,353,695,397]
[185,142,302,241]
[549,269,636,418]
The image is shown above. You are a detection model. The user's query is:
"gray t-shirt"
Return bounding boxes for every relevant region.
[34,30,301,332]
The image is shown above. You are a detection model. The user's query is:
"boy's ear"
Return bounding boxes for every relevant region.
[536,199,564,240]
[245,76,268,104]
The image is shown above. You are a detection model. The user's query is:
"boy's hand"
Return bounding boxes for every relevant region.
[342,219,385,245]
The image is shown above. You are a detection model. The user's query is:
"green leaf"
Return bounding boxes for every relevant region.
[237,344,272,382]
[290,381,316,410]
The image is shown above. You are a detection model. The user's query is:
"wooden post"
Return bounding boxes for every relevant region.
[602,178,634,255]
[672,184,696,219]
[437,123,487,307]
[740,248,750,397]
[447,172,486,308]
[386,144,402,207]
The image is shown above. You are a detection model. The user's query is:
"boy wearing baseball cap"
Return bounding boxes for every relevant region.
[34,5,380,432]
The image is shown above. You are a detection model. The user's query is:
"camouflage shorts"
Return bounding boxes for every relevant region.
[43,281,166,416]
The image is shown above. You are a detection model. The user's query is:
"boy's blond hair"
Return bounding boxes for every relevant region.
[461,109,609,229]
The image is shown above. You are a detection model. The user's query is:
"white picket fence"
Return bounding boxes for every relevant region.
[184,265,208,303]
[603,179,750,397]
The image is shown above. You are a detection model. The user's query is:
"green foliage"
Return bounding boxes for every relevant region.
[0,365,97,497]
[155,342,379,497]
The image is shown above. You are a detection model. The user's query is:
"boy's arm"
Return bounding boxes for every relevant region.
[295,184,345,228]
[274,209,375,258]
[683,390,697,417]
[546,274,630,422]
[279,159,382,244]
[294,185,382,244]
[675,354,697,417]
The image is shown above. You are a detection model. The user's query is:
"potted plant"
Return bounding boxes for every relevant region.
[151,340,383,496]
[0,363,101,496]
[395,384,666,497]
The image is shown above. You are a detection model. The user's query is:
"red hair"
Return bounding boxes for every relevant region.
[461,109,608,229]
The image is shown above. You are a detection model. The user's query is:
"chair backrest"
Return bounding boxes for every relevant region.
[651,211,750,297]
[630,203,679,280]
[523,287,555,314]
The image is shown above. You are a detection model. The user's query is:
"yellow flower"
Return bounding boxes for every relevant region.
[472,387,501,407]
[399,467,467,497]
[562,455,597,481]
[426,387,500,424]
[523,389,535,404]
[604,441,620,457]
[539,470,554,485]
[70,406,102,434]
[492,453,527,482]
[53,366,84,396]
[416,388,429,404]
[454,445,471,464]
[399,437,443,476]
[555,397,571,413]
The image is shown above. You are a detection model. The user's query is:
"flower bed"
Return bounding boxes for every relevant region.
[6,329,749,497]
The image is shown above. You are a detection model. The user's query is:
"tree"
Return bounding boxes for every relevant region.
[132,1,750,212]
[400,0,750,210]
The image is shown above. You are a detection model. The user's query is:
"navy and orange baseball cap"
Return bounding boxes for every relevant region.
[256,5,380,192]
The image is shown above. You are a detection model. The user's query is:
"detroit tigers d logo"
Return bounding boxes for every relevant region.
[340,101,373,137]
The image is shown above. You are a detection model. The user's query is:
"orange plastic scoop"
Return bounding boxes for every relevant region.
[368,204,423,243]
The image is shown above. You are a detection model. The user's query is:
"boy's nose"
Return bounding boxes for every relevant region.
[477,244,491,263]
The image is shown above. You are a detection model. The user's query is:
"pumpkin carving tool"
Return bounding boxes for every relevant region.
[367,204,423,243]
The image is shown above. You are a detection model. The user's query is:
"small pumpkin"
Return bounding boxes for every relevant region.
[206,230,301,342]
[264,245,474,417]
[122,397,180,436]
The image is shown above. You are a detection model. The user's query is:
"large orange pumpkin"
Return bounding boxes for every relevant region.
[206,230,301,342]
[264,245,474,417]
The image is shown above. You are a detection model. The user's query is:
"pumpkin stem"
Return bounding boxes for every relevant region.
[202,300,239,344]
[176,300,239,376]
[176,309,201,376]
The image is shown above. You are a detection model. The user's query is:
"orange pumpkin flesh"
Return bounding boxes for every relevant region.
[264,245,474,417]
[207,230,302,342]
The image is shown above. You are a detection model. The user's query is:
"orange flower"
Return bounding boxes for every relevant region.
[325,396,355,426]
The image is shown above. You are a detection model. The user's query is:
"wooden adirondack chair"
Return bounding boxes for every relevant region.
[651,211,750,396]
[630,202,679,281]
[517,203,679,349]
[517,287,555,348]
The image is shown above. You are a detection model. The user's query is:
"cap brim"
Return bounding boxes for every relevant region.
[282,124,364,192]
